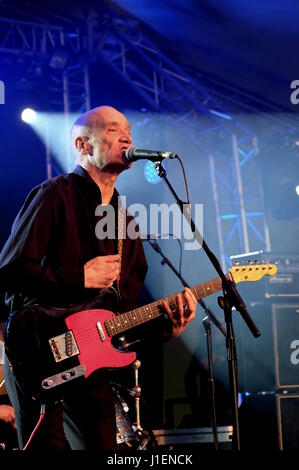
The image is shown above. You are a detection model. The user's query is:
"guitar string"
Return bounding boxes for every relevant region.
[112,278,222,331]
[104,277,224,334]
[56,270,268,348]
[67,276,232,343]
[71,278,225,340]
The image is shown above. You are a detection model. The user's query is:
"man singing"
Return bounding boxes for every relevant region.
[0,105,197,450]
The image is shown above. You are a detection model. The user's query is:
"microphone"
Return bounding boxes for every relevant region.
[124,146,177,162]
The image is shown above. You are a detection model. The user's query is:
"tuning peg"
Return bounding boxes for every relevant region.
[261,259,265,264]
[254,260,259,264]
[248,260,253,265]
[234,261,240,266]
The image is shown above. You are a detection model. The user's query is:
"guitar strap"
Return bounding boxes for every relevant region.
[116,204,126,299]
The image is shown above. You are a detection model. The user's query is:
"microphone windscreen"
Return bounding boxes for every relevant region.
[125,146,137,161]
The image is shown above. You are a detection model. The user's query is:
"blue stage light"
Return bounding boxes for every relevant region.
[144,161,161,184]
[21,108,36,124]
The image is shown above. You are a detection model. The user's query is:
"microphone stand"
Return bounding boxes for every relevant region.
[153,160,261,450]
[146,237,226,449]
[132,360,142,435]
[202,316,218,450]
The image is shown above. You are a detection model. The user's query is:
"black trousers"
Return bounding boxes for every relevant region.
[4,356,117,451]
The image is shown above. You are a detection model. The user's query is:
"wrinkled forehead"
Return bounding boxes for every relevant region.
[95,107,130,130]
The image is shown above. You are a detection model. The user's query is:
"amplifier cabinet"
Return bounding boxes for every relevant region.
[265,254,299,299]
[152,426,232,450]
[239,392,299,450]
[276,393,299,450]
[272,303,299,388]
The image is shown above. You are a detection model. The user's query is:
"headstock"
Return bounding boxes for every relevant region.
[230,261,277,284]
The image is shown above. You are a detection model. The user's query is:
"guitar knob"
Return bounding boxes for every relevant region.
[248,260,253,265]
[43,379,54,388]
[62,370,76,381]
[234,261,240,266]
[62,372,72,381]
[255,260,259,264]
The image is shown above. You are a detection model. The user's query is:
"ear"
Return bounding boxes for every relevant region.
[74,137,93,156]
[74,137,85,152]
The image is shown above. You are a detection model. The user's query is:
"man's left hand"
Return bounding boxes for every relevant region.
[162,287,197,338]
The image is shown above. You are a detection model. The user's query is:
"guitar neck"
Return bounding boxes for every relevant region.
[104,274,231,338]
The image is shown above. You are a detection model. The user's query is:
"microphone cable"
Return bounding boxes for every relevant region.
[175,155,191,212]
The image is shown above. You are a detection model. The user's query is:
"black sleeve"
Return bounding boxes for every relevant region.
[0,184,84,297]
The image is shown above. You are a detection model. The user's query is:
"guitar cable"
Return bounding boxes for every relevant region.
[23,404,46,451]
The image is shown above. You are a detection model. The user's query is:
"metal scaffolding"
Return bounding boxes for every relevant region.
[0,7,292,264]
[0,17,90,176]
[89,10,275,269]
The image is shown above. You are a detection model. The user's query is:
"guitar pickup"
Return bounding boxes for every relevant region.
[49,330,79,362]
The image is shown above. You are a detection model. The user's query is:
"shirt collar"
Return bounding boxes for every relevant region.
[71,165,119,206]
[72,164,95,182]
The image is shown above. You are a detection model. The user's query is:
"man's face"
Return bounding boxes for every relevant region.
[91,108,133,171]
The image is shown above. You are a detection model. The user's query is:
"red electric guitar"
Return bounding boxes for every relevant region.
[4,262,277,401]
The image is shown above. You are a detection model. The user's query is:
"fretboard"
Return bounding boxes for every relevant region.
[104,274,230,337]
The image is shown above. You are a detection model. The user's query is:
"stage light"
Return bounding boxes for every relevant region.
[21,108,36,124]
[144,161,161,184]
[296,185,299,196]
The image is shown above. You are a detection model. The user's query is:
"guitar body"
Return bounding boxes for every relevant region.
[4,289,136,401]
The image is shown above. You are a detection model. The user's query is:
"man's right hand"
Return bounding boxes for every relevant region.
[0,405,16,429]
[84,254,120,289]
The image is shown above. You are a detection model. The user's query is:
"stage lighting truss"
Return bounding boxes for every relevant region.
[0,8,294,267]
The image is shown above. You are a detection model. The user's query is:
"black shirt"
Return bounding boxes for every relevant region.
[0,165,148,314]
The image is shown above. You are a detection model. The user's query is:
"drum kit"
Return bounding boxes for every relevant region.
[113,359,158,450]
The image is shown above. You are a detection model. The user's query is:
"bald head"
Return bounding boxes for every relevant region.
[71,106,122,151]
[71,105,132,171]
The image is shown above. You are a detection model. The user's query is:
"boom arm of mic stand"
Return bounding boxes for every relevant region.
[146,239,226,337]
[153,160,260,338]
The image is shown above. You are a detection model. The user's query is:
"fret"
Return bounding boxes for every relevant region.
[104,274,230,337]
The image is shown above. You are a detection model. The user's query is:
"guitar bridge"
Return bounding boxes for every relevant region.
[49,330,79,362]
